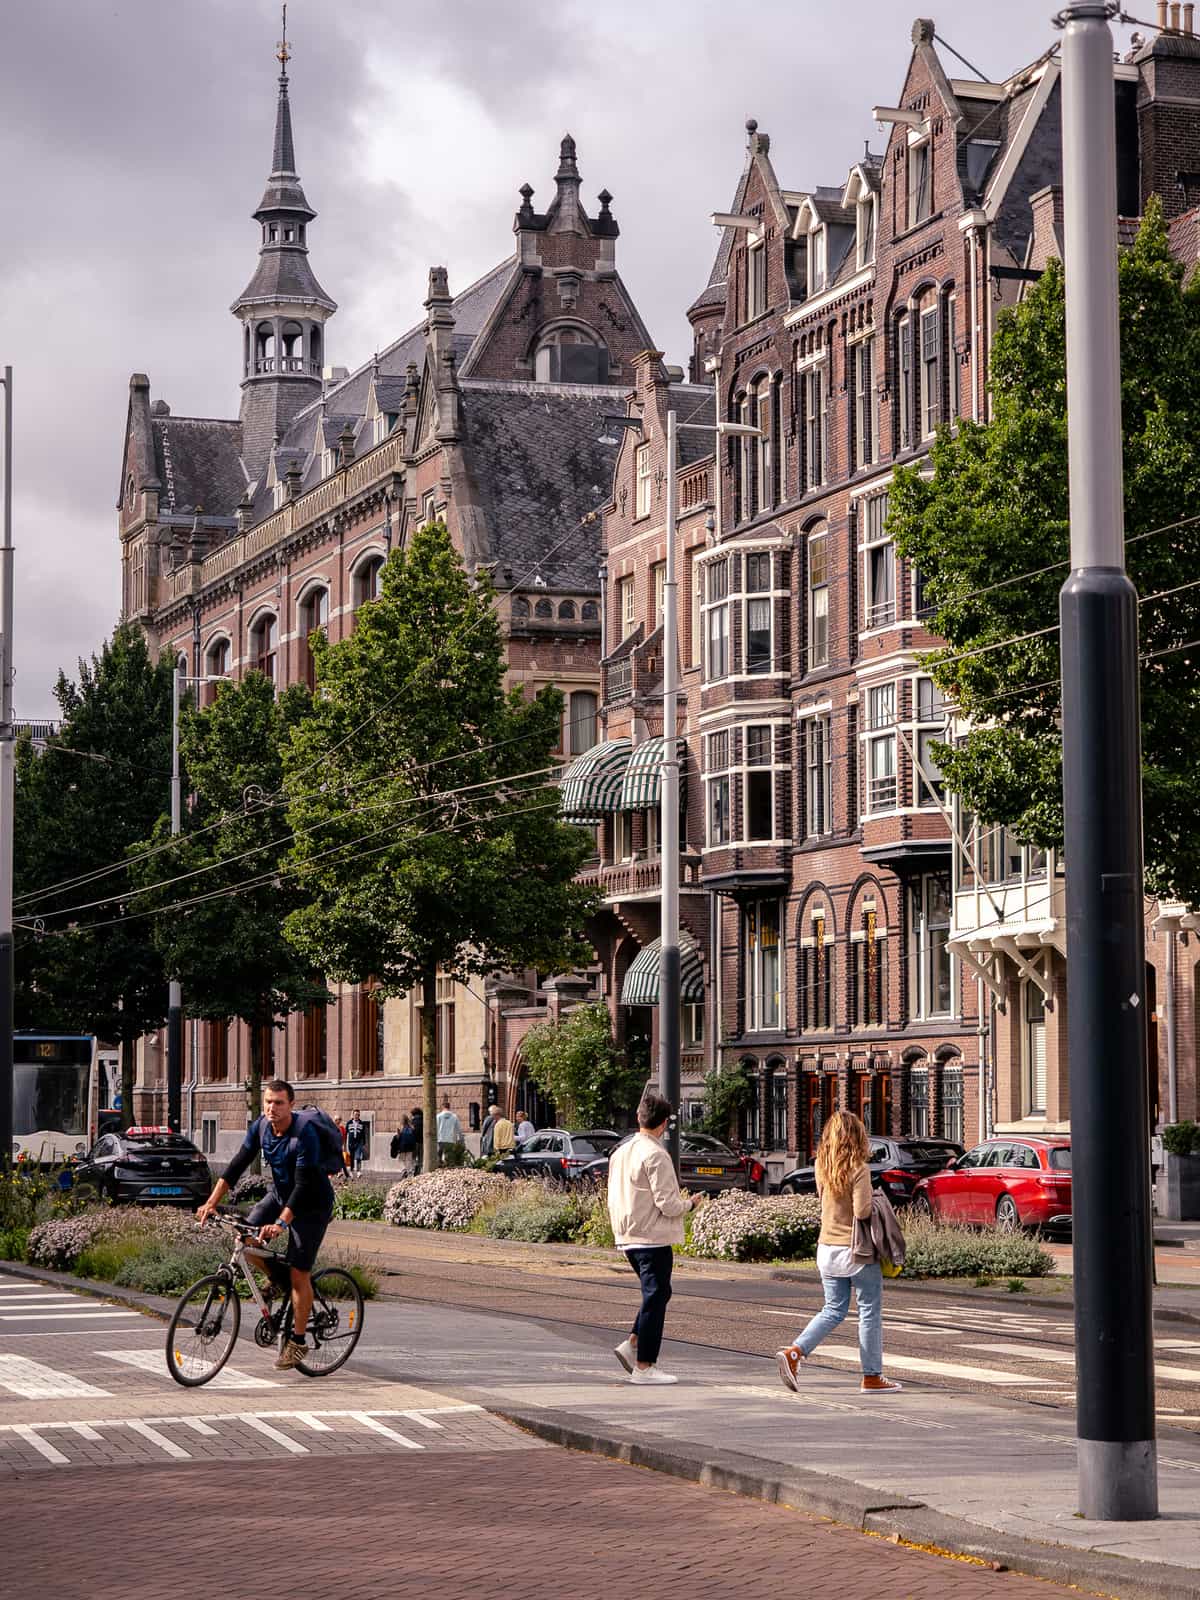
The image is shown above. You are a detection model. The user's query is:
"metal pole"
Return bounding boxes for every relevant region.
[166,664,183,1133]
[660,409,681,1173]
[1058,0,1157,1521]
[0,368,14,1170]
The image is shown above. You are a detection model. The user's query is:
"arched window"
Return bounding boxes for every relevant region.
[558,599,576,620]
[281,321,304,373]
[310,325,322,371]
[249,613,278,684]
[581,600,599,621]
[568,690,598,756]
[906,1056,930,1137]
[255,322,275,374]
[299,586,329,688]
[204,636,230,705]
[352,554,385,610]
[765,1057,790,1149]
[534,326,610,384]
[511,595,530,619]
[535,597,553,618]
[737,1058,761,1148]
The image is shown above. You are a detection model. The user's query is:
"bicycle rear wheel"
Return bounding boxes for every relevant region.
[291,1267,364,1377]
[166,1272,241,1387]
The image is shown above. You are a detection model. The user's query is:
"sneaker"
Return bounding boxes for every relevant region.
[629,1366,678,1386]
[613,1337,637,1375]
[274,1338,308,1371]
[861,1374,903,1393]
[776,1346,806,1393]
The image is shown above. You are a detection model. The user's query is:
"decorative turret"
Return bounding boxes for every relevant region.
[232,11,337,485]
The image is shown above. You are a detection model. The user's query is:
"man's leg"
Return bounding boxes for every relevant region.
[290,1266,314,1340]
[629,1247,673,1368]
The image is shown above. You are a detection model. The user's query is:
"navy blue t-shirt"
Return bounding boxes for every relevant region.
[225,1114,333,1215]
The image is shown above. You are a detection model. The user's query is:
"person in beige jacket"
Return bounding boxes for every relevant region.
[607,1089,703,1386]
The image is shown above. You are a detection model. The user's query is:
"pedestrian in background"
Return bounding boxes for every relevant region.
[410,1106,424,1172]
[390,1115,416,1176]
[515,1107,535,1143]
[346,1108,367,1173]
[479,1103,497,1157]
[776,1110,902,1394]
[606,1089,702,1386]
[491,1105,515,1157]
[436,1096,464,1165]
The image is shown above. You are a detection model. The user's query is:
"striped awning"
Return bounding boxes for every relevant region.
[618,737,683,812]
[559,737,632,824]
[621,933,706,1007]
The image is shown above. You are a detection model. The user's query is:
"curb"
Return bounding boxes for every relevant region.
[0,1260,175,1321]
[490,1405,1197,1600]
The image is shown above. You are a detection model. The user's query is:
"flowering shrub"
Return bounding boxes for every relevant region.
[332,1177,389,1221]
[478,1182,594,1244]
[383,1169,509,1232]
[27,1206,212,1271]
[687,1190,822,1263]
[231,1171,270,1205]
[901,1214,1053,1278]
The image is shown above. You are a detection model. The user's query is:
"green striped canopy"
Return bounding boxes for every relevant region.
[559,737,632,824]
[618,736,683,812]
[621,933,706,1007]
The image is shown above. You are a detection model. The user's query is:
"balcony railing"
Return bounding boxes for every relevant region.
[605,657,633,703]
[596,852,704,900]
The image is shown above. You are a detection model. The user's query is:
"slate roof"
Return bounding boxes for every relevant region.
[459,382,619,590]
[150,415,246,516]
[233,246,335,312]
[669,383,719,467]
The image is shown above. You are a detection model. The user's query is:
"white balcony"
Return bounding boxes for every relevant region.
[950,822,1064,1003]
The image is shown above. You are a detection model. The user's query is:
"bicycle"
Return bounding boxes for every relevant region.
[165,1208,364,1387]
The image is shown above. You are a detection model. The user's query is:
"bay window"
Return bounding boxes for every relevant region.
[746,899,781,1031]
[907,872,952,1019]
[866,682,897,812]
[707,730,731,845]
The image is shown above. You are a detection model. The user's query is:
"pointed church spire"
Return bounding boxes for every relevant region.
[232,13,337,486]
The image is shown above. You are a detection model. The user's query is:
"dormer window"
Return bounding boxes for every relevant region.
[373,412,388,445]
[321,448,335,479]
[534,327,609,383]
[857,197,876,267]
[746,241,767,321]
[907,138,932,229]
[809,226,826,293]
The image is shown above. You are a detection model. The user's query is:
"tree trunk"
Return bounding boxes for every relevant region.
[119,1034,136,1132]
[421,963,439,1172]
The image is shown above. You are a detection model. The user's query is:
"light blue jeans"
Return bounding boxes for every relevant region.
[793,1262,884,1376]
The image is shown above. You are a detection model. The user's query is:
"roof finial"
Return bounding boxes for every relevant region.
[276,4,290,77]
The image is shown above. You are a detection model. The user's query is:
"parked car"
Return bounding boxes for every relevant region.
[778,1137,963,1203]
[593,1131,764,1195]
[493,1129,622,1184]
[71,1125,212,1207]
[911,1137,1072,1232]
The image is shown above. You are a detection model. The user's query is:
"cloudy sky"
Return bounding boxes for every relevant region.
[3,0,1144,716]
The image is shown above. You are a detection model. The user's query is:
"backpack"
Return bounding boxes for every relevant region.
[295,1107,348,1177]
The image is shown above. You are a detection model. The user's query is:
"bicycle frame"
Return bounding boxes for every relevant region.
[227,1234,276,1322]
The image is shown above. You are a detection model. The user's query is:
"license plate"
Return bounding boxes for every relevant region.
[144,1185,185,1196]
[695,1166,723,1176]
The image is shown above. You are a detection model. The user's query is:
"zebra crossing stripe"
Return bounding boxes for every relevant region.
[126,1420,190,1460]
[0,1354,111,1399]
[13,1425,69,1465]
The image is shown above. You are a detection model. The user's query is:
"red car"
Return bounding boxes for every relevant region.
[912,1137,1072,1233]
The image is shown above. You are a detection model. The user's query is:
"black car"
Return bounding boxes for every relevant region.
[778,1136,963,1204]
[494,1128,622,1184]
[587,1131,762,1194]
[72,1125,212,1207]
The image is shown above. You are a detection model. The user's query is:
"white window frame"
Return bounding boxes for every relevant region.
[941,1063,964,1143]
[1023,980,1048,1115]
[807,530,830,670]
[914,675,947,807]
[613,808,634,862]
[908,1065,930,1137]
[703,558,730,680]
[803,361,827,489]
[746,240,767,321]
[653,561,666,628]
[861,493,895,630]
[200,1114,218,1156]
[864,682,897,813]
[742,721,788,844]
[907,871,953,1020]
[919,303,941,440]
[803,711,833,838]
[706,729,731,846]
[809,224,826,292]
[568,690,598,756]
[897,314,913,450]
[907,137,932,229]
[635,443,652,520]
[618,575,636,639]
[857,196,876,268]
[853,335,875,470]
[745,897,782,1031]
[947,292,960,422]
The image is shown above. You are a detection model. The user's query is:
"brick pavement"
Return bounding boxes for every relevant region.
[10,1449,1084,1600]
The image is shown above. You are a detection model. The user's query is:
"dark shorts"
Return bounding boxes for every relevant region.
[247,1196,333,1274]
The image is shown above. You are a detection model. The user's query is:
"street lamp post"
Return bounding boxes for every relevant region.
[602,406,761,1172]
[1057,0,1157,1521]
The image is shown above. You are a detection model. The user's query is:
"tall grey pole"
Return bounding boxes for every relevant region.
[1058,0,1157,1521]
[0,368,14,1169]
[166,664,183,1132]
[660,408,681,1173]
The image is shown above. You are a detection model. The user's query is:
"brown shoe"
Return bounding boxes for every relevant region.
[861,1374,903,1393]
[274,1338,308,1371]
[776,1346,806,1393]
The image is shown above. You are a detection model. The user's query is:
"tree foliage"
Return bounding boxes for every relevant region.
[889,199,1200,905]
[519,1002,643,1128]
[133,672,328,1123]
[280,523,599,1167]
[700,1059,756,1141]
[14,624,174,1121]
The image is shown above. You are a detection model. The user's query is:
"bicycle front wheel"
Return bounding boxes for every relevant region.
[294,1267,364,1377]
[166,1272,241,1387]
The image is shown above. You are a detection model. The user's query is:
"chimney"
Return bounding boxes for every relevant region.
[1170,2,1181,32]
[1187,3,1195,33]
[338,422,355,469]
[285,459,302,501]
[1159,0,1169,28]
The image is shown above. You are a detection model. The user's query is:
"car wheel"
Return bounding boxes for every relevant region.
[996,1195,1022,1232]
[912,1193,934,1222]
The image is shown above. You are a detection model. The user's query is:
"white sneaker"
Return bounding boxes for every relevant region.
[629,1366,678,1386]
[613,1337,637,1374]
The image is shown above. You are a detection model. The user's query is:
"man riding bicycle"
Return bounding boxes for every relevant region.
[197,1077,335,1371]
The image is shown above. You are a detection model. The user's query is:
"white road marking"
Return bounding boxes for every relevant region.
[348,1411,422,1449]
[0,1328,159,1339]
[291,1412,333,1431]
[237,1413,308,1453]
[126,1420,190,1460]
[1157,1339,1200,1352]
[0,1311,140,1322]
[401,1410,446,1430]
[13,1425,69,1464]
[967,1341,1200,1383]
[809,1346,1056,1384]
[100,1348,279,1389]
[69,1423,103,1441]
[178,1417,219,1436]
[0,1354,111,1399]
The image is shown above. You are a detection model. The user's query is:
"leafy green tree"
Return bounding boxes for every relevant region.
[133,673,329,1129]
[520,1002,643,1128]
[890,200,1200,905]
[14,624,174,1123]
[281,523,599,1170]
[700,1059,756,1141]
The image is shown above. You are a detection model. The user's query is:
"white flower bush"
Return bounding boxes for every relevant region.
[27,1206,213,1270]
[688,1190,822,1263]
[383,1169,510,1232]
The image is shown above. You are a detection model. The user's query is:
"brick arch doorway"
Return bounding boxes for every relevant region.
[508,1055,556,1132]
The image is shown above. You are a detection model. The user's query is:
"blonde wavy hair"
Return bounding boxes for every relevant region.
[814,1110,870,1197]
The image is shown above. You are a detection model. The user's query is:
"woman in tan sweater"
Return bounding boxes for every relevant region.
[776,1111,901,1394]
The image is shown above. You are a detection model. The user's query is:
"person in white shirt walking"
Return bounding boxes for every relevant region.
[436,1096,464,1165]
[606,1089,703,1386]
[514,1108,535,1144]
